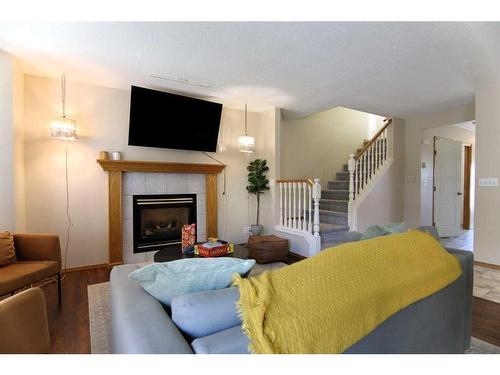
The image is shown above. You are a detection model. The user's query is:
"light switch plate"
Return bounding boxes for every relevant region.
[479,177,498,187]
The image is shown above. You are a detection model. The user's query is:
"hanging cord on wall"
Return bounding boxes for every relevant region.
[63,140,73,274]
[62,74,66,118]
[201,151,226,195]
[201,151,227,239]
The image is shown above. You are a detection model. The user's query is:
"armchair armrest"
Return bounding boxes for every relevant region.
[13,233,62,270]
[0,288,51,353]
[445,247,473,350]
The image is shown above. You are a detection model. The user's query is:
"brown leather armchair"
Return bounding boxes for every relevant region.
[0,233,62,306]
[0,287,51,353]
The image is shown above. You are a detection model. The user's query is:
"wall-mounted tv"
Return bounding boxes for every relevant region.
[128,86,223,152]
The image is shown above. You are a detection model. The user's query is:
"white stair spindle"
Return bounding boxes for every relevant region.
[302,182,307,230]
[379,137,382,168]
[292,182,297,229]
[376,138,379,171]
[363,152,367,188]
[308,184,312,233]
[348,153,355,202]
[366,151,370,184]
[356,159,359,196]
[360,153,364,189]
[384,129,387,161]
[312,178,321,238]
[372,143,375,176]
[297,182,302,230]
[366,145,369,181]
[286,182,291,227]
[284,182,290,228]
[279,182,285,227]
[282,182,288,227]
[359,155,362,190]
[348,155,355,229]
[382,135,385,163]
[370,143,373,176]
[369,144,373,180]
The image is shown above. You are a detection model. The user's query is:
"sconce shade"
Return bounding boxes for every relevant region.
[238,135,255,153]
[49,117,78,141]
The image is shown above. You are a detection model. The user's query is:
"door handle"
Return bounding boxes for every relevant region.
[457,192,463,196]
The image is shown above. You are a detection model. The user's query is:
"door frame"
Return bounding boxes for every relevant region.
[463,145,472,229]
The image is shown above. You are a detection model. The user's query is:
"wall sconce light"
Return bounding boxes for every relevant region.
[49,74,78,141]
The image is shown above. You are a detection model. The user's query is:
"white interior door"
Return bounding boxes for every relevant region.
[434,137,462,237]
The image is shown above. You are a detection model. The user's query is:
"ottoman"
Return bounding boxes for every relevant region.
[246,235,289,264]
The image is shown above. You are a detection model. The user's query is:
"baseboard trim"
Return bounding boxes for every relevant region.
[64,263,110,273]
[108,261,124,267]
[474,261,500,270]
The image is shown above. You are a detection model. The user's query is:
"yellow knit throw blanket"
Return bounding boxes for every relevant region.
[232,231,462,354]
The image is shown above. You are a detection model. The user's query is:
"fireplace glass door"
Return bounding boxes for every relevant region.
[133,194,196,253]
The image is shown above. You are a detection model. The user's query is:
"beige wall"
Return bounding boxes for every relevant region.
[356,118,405,232]
[281,107,384,188]
[254,108,281,233]
[13,60,25,232]
[475,86,500,265]
[0,51,16,231]
[421,124,475,228]
[403,104,475,229]
[23,75,279,268]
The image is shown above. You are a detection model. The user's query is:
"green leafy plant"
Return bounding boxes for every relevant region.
[246,159,270,225]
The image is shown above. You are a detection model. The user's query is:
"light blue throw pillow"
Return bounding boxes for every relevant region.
[128,258,256,306]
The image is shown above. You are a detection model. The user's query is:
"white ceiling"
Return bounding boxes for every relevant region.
[1,22,499,118]
[454,121,476,132]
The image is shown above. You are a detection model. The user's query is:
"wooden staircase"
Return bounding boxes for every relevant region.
[319,140,370,248]
[275,118,393,257]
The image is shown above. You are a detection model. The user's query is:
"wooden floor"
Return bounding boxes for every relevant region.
[39,265,500,354]
[472,296,500,347]
[40,267,110,354]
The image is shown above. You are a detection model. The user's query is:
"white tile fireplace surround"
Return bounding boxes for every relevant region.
[122,172,207,264]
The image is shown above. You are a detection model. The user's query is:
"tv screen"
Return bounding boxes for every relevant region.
[128,86,223,152]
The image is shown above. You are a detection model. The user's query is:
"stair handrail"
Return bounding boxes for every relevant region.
[354,117,393,160]
[276,178,314,186]
[347,117,394,230]
[276,177,321,239]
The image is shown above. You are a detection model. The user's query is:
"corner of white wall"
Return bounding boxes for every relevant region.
[0,50,16,231]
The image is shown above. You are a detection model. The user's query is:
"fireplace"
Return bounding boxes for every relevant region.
[133,194,197,253]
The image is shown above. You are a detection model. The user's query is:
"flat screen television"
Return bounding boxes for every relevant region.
[128,86,223,152]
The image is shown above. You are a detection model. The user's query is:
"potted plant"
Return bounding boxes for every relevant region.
[246,159,270,236]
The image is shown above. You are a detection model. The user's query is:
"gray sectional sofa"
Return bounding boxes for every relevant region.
[110,228,473,354]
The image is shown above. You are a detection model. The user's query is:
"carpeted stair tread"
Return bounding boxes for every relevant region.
[321,189,350,201]
[319,222,349,233]
[319,198,348,203]
[318,209,347,217]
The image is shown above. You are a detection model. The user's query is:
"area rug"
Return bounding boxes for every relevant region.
[88,261,500,354]
[474,265,500,304]
[87,282,112,354]
[87,261,286,354]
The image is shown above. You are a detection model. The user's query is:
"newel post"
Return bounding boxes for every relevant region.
[312,178,321,238]
[347,153,356,230]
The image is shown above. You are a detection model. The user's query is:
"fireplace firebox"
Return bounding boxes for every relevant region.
[132,194,197,253]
